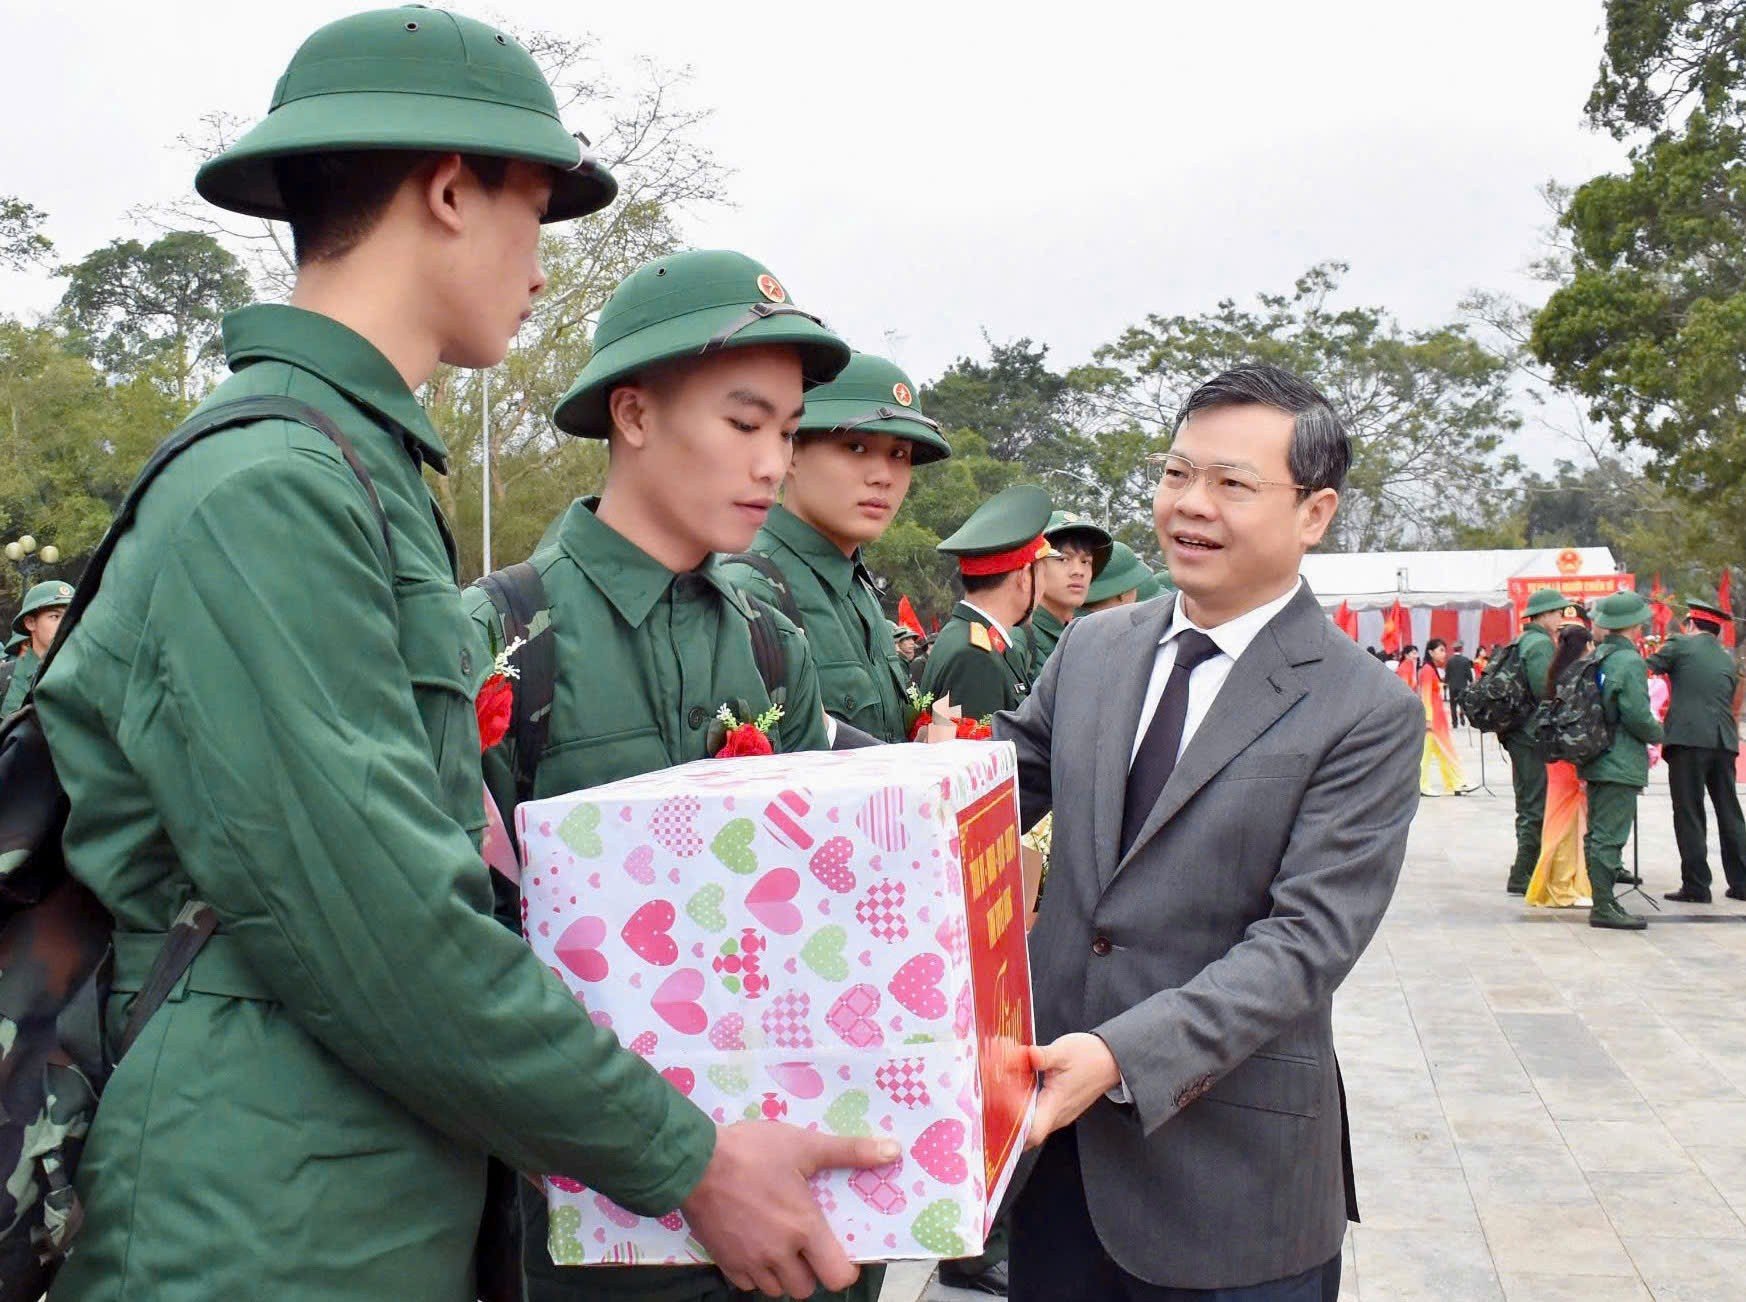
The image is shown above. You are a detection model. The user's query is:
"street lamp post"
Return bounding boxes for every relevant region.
[4,534,60,587]
[1043,468,1116,529]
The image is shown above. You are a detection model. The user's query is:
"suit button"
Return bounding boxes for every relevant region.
[687,706,707,729]
[1091,936,1113,957]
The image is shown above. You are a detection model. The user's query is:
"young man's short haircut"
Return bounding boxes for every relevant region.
[275,150,512,265]
[961,571,1010,597]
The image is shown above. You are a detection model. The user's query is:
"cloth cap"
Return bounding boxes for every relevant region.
[196,7,616,222]
[553,249,851,438]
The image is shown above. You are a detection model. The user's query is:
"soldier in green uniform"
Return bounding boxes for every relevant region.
[1504,587,1567,894]
[1027,511,1112,675]
[720,351,951,743]
[1078,541,1152,613]
[1,579,72,714]
[920,484,1053,721]
[1580,591,1666,930]
[893,621,922,666]
[34,15,885,1301]
[1648,598,1746,902]
[467,248,897,1301]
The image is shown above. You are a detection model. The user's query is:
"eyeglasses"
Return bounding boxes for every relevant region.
[1146,451,1310,502]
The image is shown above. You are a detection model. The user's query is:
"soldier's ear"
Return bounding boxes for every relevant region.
[608,383,654,451]
[421,153,469,236]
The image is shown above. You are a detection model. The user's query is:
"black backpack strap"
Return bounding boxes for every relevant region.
[473,562,554,803]
[115,900,219,1056]
[722,551,804,629]
[31,394,394,692]
[743,596,789,700]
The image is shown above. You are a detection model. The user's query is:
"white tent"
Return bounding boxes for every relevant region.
[1300,546,1622,652]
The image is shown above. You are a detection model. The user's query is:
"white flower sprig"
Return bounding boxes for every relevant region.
[717,701,785,733]
[492,635,525,681]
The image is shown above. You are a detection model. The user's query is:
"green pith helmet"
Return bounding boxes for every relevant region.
[1085,542,1152,604]
[1524,587,1571,618]
[553,250,852,438]
[1134,572,1166,602]
[1043,510,1114,579]
[891,621,919,644]
[12,579,74,637]
[1592,590,1652,630]
[5,631,23,655]
[196,7,616,223]
[797,353,951,465]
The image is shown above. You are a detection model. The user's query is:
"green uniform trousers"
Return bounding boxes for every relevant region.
[1664,745,1746,898]
[1503,730,1547,890]
[1584,781,1641,907]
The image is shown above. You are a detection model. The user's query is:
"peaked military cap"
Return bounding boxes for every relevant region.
[797,353,951,464]
[937,485,1052,576]
[1591,590,1652,630]
[1684,598,1730,625]
[197,7,616,222]
[553,249,851,438]
[12,579,74,637]
[1524,587,1572,618]
[1085,541,1152,604]
[1043,510,1113,579]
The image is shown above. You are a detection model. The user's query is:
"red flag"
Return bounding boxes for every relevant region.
[1649,573,1672,639]
[896,595,925,637]
[1332,600,1358,640]
[1720,568,1736,648]
[1379,600,1406,655]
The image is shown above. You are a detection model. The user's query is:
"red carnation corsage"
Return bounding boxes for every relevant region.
[708,701,784,758]
[474,634,526,752]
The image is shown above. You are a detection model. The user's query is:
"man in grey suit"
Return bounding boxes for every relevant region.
[997,365,1422,1301]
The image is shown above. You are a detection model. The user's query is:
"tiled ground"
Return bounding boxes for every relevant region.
[888,731,1746,1300]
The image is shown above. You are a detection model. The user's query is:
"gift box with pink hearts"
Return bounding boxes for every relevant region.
[516,740,1037,1266]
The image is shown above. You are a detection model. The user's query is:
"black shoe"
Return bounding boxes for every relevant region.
[1727,888,1746,902]
[1617,873,1643,886]
[938,1261,1010,1295]
[1506,884,1528,896]
[1664,889,1712,903]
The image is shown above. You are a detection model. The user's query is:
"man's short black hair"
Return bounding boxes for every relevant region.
[275,150,512,265]
[960,571,1008,597]
[1175,363,1351,493]
[1690,613,1724,635]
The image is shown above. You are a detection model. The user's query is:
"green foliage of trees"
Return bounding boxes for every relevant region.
[0,195,52,270]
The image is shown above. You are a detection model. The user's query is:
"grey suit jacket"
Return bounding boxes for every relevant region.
[997,583,1422,1290]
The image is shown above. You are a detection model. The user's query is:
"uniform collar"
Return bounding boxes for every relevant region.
[558,498,744,629]
[222,304,448,471]
[958,600,1013,648]
[1031,605,1066,640]
[763,504,863,596]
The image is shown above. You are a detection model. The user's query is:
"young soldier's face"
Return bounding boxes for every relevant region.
[626,345,806,556]
[786,431,913,549]
[24,606,64,654]
[439,161,552,369]
[1039,541,1095,612]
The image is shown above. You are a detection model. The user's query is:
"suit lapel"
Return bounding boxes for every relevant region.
[1107,586,1326,883]
[1092,597,1179,888]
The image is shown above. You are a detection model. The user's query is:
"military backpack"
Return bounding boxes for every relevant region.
[1537,646,1620,767]
[1459,641,1536,735]
[0,396,390,1301]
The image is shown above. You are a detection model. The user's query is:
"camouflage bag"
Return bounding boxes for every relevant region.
[1459,641,1535,735]
[0,396,390,1301]
[1538,646,1619,767]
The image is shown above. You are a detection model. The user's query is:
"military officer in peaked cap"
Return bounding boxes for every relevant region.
[1648,597,1746,902]
[921,484,1053,724]
[34,12,880,1301]
[1,579,73,714]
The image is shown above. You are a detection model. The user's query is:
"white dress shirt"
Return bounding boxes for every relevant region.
[960,600,1014,650]
[1129,579,1304,770]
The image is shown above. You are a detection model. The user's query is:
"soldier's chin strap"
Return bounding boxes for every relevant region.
[700,301,824,351]
[834,406,944,434]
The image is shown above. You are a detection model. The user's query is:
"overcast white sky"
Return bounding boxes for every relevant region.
[4,0,1627,402]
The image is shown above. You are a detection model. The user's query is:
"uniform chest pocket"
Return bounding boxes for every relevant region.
[817,660,885,731]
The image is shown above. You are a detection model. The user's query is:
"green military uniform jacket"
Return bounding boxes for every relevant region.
[719,504,910,742]
[36,306,708,1302]
[1648,631,1741,751]
[1026,604,1067,679]
[1579,633,1666,788]
[919,601,1030,720]
[464,500,831,1298]
[1,645,38,715]
[1501,622,1556,742]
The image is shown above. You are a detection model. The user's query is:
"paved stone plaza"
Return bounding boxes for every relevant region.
[888,729,1746,1301]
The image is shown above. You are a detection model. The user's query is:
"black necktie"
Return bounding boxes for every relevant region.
[1121,629,1221,855]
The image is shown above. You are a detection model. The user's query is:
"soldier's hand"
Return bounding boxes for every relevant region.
[680,1121,899,1297]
